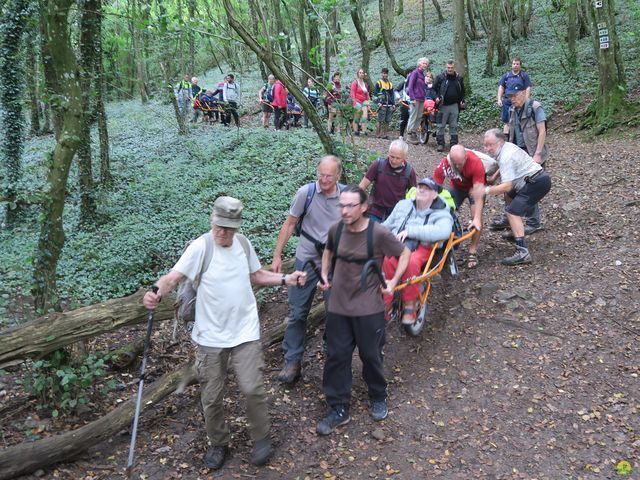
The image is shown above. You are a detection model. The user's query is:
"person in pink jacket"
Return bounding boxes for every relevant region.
[350,68,370,135]
[273,79,288,130]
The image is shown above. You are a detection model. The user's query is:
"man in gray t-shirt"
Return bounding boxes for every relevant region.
[271,155,343,384]
[474,129,551,266]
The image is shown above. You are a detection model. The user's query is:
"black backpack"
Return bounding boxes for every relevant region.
[265,83,274,103]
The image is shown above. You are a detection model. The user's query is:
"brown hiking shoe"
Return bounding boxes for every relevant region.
[276,361,301,384]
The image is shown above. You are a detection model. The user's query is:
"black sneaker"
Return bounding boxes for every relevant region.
[251,436,272,466]
[489,216,510,231]
[370,400,388,421]
[316,406,350,436]
[501,246,532,266]
[205,445,228,470]
[501,225,544,241]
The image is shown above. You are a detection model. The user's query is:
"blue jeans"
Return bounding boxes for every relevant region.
[282,258,324,364]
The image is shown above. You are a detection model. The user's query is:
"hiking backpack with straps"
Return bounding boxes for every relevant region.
[264,83,274,103]
[294,182,345,255]
[175,232,252,323]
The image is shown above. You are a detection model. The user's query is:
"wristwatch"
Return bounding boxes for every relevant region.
[281,274,287,286]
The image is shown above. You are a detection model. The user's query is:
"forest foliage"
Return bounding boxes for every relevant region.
[0,0,639,325]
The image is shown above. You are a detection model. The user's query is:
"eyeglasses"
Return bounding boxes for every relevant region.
[339,203,362,210]
[318,174,336,180]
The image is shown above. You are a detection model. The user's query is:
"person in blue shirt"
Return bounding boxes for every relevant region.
[496,57,532,134]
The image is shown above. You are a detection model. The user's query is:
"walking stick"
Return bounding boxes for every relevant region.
[126,285,158,478]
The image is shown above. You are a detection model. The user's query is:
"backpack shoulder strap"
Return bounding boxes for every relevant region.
[330,221,344,279]
[366,219,374,260]
[235,233,253,270]
[376,157,385,179]
[404,163,413,184]
[302,182,316,216]
[194,232,215,290]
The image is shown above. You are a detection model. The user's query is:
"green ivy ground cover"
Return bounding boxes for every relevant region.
[0,100,325,324]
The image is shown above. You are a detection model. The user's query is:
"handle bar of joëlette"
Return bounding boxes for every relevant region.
[392,227,478,293]
[301,259,326,285]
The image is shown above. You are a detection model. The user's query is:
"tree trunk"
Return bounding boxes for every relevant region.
[577,0,590,37]
[496,0,508,64]
[351,0,382,90]
[187,0,195,76]
[25,31,41,135]
[0,364,196,480]
[396,0,403,15]
[33,0,85,314]
[483,0,498,75]
[453,0,470,93]
[378,0,405,77]
[0,301,326,479]
[1,260,295,368]
[584,0,626,131]
[78,0,99,226]
[324,8,338,78]
[466,0,480,39]
[222,0,335,155]
[0,0,30,226]
[130,0,149,103]
[421,0,425,41]
[431,0,445,23]
[95,0,111,188]
[566,0,578,76]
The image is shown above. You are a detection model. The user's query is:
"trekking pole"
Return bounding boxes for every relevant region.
[302,259,325,285]
[126,285,158,478]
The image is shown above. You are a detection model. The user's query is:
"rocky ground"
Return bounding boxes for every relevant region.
[6,114,640,480]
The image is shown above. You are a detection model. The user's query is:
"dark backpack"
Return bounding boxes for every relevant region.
[265,83,275,103]
[294,182,345,255]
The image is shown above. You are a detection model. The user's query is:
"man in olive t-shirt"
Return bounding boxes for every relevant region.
[316,185,410,435]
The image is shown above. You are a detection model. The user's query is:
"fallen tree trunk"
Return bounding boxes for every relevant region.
[0,259,295,368]
[0,300,326,479]
[0,363,197,480]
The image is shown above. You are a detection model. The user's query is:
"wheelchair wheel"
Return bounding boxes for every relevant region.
[418,118,429,144]
[404,301,427,336]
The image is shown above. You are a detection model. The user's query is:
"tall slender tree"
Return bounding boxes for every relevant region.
[453,0,470,93]
[585,0,627,130]
[0,0,30,226]
[34,0,86,312]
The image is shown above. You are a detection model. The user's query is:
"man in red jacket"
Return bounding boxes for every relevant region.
[433,144,485,268]
[272,79,288,130]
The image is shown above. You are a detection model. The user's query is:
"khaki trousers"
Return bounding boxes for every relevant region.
[195,341,270,446]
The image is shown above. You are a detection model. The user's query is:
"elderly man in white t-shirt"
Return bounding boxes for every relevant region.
[143,196,306,471]
[472,129,551,266]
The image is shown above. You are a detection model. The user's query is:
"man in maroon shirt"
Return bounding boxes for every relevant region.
[358,139,417,223]
[433,144,485,268]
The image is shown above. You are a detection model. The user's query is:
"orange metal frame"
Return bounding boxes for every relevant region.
[393,228,477,308]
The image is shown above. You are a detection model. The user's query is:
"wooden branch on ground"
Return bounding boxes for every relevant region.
[0,299,326,479]
[0,364,196,480]
[0,259,295,368]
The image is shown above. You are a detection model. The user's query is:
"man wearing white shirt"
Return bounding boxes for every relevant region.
[143,196,306,470]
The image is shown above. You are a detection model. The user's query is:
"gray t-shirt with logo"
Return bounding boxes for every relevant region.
[290,182,342,262]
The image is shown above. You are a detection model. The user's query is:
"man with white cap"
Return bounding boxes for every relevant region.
[143,196,307,470]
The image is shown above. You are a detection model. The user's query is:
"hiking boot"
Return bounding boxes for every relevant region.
[370,400,388,421]
[251,436,272,466]
[276,361,301,384]
[436,134,445,152]
[450,134,459,147]
[316,406,350,436]
[489,216,510,231]
[501,246,532,266]
[205,445,229,470]
[502,225,544,241]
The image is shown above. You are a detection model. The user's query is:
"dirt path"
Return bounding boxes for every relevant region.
[12,121,640,480]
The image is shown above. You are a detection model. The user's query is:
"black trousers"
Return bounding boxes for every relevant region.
[274,107,286,129]
[323,311,387,409]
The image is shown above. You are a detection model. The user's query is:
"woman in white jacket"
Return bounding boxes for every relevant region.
[381,177,453,324]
